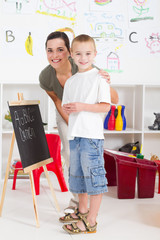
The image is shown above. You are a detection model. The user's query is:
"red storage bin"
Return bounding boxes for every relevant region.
[136,158,157,198]
[104,149,136,187]
[116,156,138,199]
[104,150,117,186]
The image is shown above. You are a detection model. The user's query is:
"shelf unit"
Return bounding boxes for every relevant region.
[0,82,160,179]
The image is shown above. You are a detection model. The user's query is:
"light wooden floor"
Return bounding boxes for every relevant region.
[0,172,160,240]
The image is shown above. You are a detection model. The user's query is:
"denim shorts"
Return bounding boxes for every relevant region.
[69,137,108,195]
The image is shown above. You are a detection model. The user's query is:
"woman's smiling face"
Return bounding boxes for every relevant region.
[46,38,70,69]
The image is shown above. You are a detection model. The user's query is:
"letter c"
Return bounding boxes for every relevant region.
[129,32,138,43]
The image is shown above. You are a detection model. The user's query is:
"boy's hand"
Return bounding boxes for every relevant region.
[63,103,84,114]
[98,69,111,84]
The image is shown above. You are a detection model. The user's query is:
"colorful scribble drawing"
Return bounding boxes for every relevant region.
[130,0,153,22]
[94,0,112,6]
[94,22,122,39]
[25,32,33,56]
[84,12,124,72]
[84,12,124,43]
[43,0,76,11]
[107,52,121,72]
[56,27,75,38]
[36,0,77,21]
[145,33,160,54]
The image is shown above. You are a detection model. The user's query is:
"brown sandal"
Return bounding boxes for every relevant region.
[59,208,89,223]
[62,217,97,234]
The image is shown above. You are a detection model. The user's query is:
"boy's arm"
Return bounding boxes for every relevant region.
[62,102,110,115]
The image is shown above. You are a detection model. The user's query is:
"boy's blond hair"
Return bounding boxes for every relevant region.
[71,34,96,51]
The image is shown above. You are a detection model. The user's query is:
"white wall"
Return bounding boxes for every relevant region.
[0,0,160,84]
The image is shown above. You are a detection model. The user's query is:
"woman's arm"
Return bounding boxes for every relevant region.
[46,90,69,124]
[110,87,119,104]
[62,102,110,115]
[97,70,119,104]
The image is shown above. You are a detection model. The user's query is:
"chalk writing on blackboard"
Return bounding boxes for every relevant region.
[14,107,36,142]
[8,100,52,173]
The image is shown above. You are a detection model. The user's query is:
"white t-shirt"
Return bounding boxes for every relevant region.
[62,68,111,140]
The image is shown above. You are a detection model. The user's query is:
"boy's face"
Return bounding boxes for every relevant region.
[71,41,97,72]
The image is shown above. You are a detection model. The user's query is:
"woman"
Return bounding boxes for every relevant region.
[39,31,119,212]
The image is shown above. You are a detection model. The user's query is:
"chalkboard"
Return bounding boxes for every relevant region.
[8,100,52,173]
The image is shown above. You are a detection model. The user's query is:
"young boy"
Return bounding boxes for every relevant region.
[61,34,111,234]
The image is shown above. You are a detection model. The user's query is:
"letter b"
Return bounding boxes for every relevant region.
[6,30,15,42]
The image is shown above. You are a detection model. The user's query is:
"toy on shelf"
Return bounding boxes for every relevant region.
[119,141,140,154]
[150,154,159,161]
[104,105,127,131]
[108,105,116,130]
[4,111,12,122]
[115,105,123,131]
[136,144,144,159]
[121,105,126,130]
[104,109,111,129]
[148,113,160,130]
[150,154,160,194]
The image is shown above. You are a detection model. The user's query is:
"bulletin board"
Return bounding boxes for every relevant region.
[0,0,160,85]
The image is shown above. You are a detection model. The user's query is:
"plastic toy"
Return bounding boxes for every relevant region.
[4,111,12,122]
[121,105,126,130]
[119,141,140,154]
[148,113,160,130]
[104,109,111,129]
[150,154,159,161]
[108,105,116,130]
[115,105,123,131]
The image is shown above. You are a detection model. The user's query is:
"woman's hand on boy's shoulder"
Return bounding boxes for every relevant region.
[98,69,111,84]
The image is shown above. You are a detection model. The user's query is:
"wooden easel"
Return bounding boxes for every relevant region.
[0,93,60,227]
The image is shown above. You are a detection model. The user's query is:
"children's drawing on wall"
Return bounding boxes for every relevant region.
[84,12,124,72]
[145,33,160,54]
[89,0,124,12]
[94,41,124,73]
[107,52,120,72]
[25,32,33,56]
[2,0,36,14]
[127,28,160,57]
[1,26,49,58]
[128,0,157,24]
[84,12,125,43]
[55,27,75,44]
[36,0,77,22]
[1,24,76,59]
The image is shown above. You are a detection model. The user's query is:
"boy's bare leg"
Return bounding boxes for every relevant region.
[78,193,88,213]
[87,193,102,226]
[66,193,102,231]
